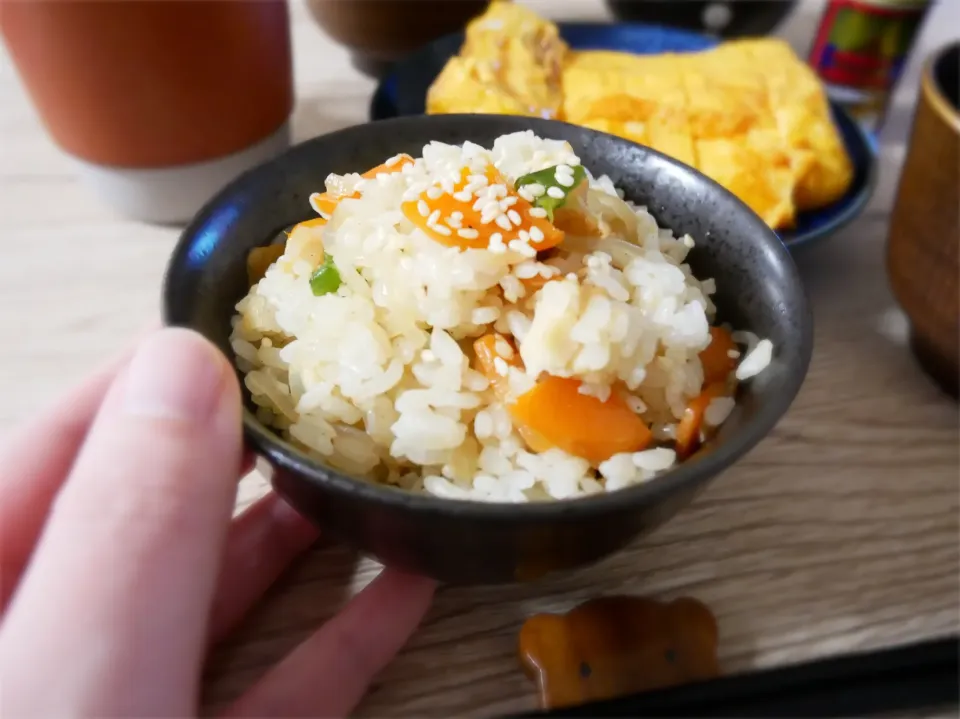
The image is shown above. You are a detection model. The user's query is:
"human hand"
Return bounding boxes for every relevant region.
[0,327,435,717]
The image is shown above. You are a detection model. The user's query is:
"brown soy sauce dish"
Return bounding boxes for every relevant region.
[162,115,813,585]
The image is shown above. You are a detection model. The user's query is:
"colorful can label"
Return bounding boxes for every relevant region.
[809,0,929,92]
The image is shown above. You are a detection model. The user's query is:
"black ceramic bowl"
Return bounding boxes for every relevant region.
[163,115,812,585]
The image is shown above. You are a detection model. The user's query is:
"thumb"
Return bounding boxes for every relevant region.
[0,328,243,717]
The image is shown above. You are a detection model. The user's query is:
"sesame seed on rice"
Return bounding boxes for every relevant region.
[513,262,539,279]
[509,239,537,257]
[538,264,559,278]
[481,199,500,215]
[426,186,443,200]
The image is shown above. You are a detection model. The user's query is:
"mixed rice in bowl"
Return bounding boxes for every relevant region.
[230,131,774,503]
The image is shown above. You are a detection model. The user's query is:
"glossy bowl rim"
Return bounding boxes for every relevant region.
[922,41,960,135]
[163,114,814,522]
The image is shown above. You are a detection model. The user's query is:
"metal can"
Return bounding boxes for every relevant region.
[809,0,931,133]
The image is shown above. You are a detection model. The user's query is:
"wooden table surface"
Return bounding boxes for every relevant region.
[1,1,957,716]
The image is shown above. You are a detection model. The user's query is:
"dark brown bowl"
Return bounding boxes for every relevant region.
[605,0,794,38]
[162,115,813,585]
[305,0,489,78]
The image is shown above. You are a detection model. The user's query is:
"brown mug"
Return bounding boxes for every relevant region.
[886,41,960,398]
[1,0,294,223]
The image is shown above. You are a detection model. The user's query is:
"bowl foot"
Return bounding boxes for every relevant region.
[349,51,394,80]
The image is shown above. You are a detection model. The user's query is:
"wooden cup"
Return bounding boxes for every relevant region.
[886,42,960,398]
[1,0,294,223]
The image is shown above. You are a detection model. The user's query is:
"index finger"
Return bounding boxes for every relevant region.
[0,325,155,610]
[0,328,242,717]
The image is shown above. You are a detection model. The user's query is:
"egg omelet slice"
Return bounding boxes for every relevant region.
[738,39,855,210]
[563,52,697,168]
[696,129,797,230]
[427,1,566,119]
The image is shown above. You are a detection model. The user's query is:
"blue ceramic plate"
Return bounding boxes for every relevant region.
[369,22,878,250]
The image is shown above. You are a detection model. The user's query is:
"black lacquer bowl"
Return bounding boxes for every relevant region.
[163,115,813,585]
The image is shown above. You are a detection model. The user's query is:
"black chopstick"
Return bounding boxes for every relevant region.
[508,636,959,718]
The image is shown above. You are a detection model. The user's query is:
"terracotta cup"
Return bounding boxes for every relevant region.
[1,0,294,223]
[886,41,960,398]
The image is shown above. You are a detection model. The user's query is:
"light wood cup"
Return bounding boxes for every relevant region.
[886,41,960,398]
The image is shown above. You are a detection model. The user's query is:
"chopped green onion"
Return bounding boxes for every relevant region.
[515,164,587,221]
[309,254,341,296]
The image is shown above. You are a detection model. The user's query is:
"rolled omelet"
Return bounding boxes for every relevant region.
[426,0,566,119]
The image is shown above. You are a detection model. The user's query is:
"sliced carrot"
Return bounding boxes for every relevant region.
[246,243,285,286]
[510,376,652,464]
[474,333,523,396]
[473,334,553,453]
[675,381,730,460]
[360,154,415,180]
[699,327,738,385]
[474,333,651,462]
[519,273,559,294]
[402,164,564,251]
[310,193,339,217]
[311,154,415,217]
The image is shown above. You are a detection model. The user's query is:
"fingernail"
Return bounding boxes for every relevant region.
[124,328,225,421]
